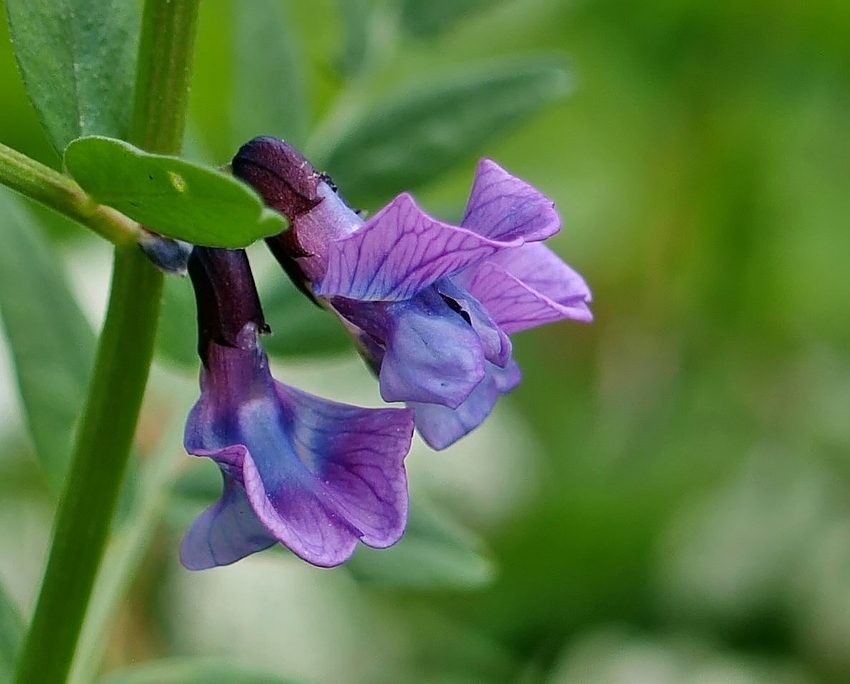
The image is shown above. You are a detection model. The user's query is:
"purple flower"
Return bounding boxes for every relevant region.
[232,137,591,449]
[181,246,414,569]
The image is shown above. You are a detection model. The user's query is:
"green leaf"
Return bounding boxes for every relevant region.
[401,0,505,37]
[5,0,140,154]
[322,57,573,203]
[0,581,24,682]
[347,499,496,589]
[232,0,308,147]
[64,136,287,248]
[335,0,371,75]
[260,280,352,359]
[98,658,300,684]
[0,189,95,491]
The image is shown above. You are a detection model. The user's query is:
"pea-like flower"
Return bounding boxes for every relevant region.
[181,246,414,569]
[232,137,591,449]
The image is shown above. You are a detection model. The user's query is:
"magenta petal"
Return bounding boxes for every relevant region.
[180,471,277,570]
[314,192,521,301]
[461,159,561,242]
[411,361,522,450]
[455,245,592,334]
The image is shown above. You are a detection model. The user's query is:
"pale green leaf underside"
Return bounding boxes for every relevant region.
[5,0,140,154]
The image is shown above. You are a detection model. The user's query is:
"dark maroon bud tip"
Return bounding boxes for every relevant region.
[232,137,322,221]
[188,247,268,362]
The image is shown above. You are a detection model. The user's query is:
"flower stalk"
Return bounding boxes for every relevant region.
[0,141,142,245]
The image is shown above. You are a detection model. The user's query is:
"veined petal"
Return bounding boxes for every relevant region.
[314,192,521,301]
[410,361,522,450]
[378,294,487,408]
[276,383,412,548]
[239,385,412,566]
[461,159,561,242]
[183,342,414,568]
[455,244,593,334]
[490,242,592,305]
[180,471,277,570]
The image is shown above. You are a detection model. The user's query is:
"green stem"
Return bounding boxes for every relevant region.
[0,141,141,245]
[13,1,200,682]
[130,0,200,153]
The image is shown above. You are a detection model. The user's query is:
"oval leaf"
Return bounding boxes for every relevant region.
[99,658,300,684]
[5,0,140,154]
[321,57,573,203]
[64,137,287,248]
[0,190,95,491]
[346,499,496,589]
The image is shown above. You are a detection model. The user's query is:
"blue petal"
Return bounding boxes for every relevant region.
[377,290,486,408]
[410,361,522,450]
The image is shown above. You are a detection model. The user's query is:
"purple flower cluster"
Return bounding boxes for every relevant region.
[181,138,591,569]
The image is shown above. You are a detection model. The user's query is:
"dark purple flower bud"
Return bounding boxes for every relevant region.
[233,137,592,450]
[182,246,414,568]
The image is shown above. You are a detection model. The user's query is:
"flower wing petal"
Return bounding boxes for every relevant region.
[455,245,592,334]
[180,470,277,570]
[461,159,561,242]
[378,297,486,408]
[314,193,520,301]
[410,361,521,450]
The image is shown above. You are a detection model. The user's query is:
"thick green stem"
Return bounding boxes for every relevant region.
[12,249,163,684]
[0,141,141,245]
[13,1,200,682]
[130,0,200,153]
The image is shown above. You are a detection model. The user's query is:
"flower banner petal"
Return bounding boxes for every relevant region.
[461,159,561,242]
[314,192,520,301]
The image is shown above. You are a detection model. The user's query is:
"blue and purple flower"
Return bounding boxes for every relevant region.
[233,137,592,449]
[181,246,414,569]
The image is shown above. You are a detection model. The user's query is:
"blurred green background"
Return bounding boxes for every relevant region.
[1,0,850,682]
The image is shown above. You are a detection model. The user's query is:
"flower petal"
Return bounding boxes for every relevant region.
[277,383,413,548]
[410,361,522,450]
[378,293,486,408]
[455,244,592,334]
[314,192,521,301]
[236,384,412,566]
[180,471,277,570]
[461,159,561,242]
[243,454,361,567]
[438,277,512,367]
